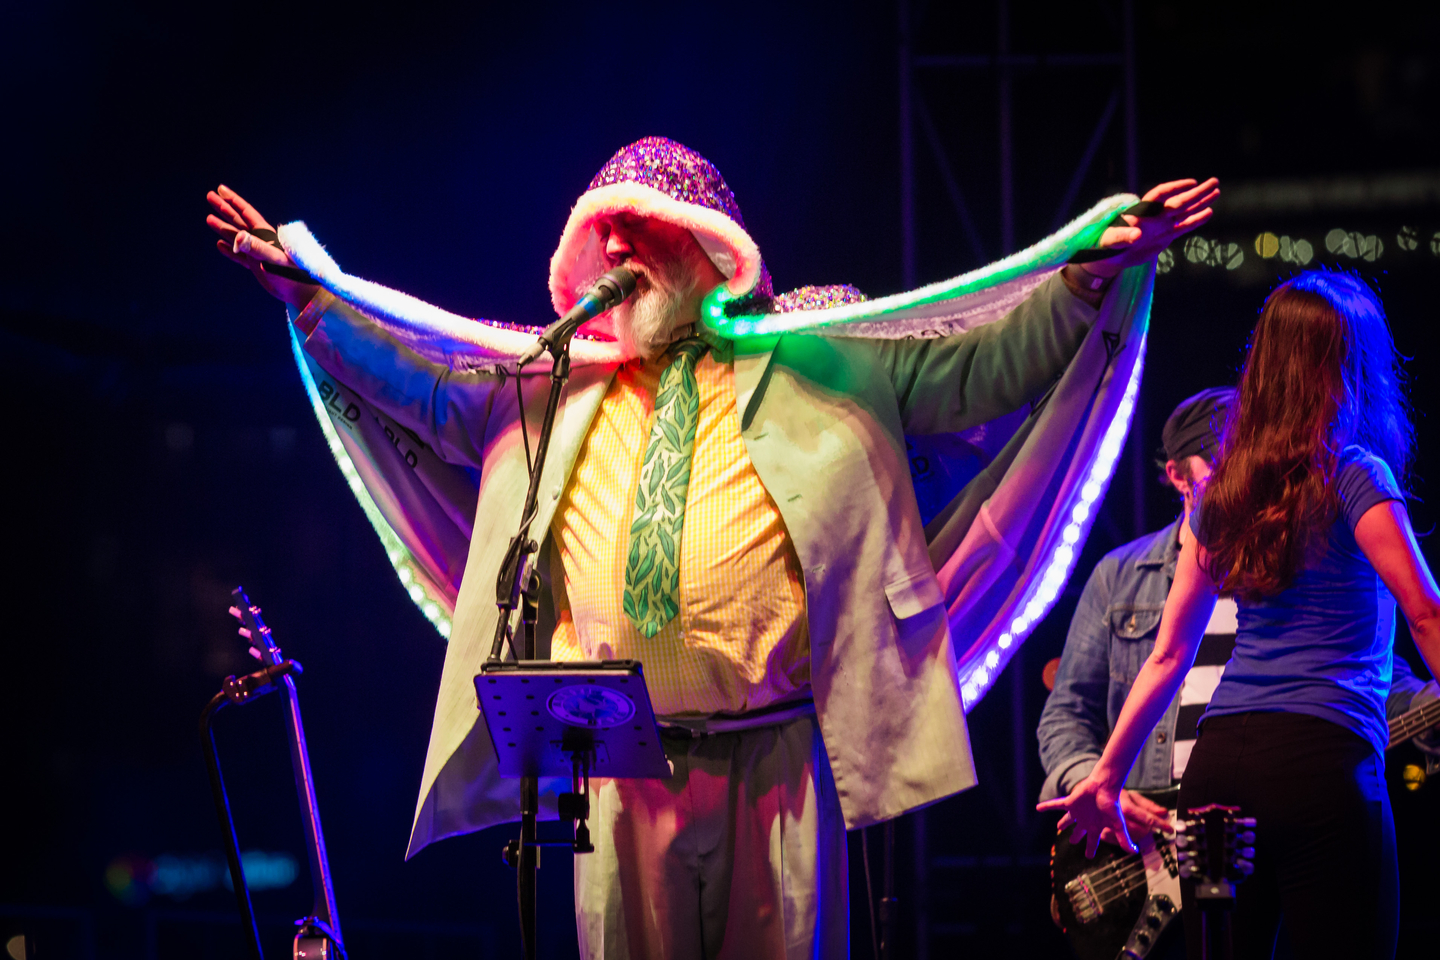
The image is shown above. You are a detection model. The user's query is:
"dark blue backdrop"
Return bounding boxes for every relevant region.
[4,2,1439,957]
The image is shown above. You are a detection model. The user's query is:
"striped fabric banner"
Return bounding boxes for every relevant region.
[1171,597,1238,780]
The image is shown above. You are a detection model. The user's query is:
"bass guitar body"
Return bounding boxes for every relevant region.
[1051,801,1182,960]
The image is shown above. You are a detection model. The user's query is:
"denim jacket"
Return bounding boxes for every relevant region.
[1036,518,1434,801]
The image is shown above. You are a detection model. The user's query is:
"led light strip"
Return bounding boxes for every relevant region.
[289,326,454,639]
[960,333,1147,711]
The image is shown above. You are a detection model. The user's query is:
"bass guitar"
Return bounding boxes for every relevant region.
[1050,696,1440,960]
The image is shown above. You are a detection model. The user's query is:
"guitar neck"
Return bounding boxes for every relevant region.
[1389,696,1440,749]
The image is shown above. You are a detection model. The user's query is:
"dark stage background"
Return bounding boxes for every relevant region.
[4,2,1439,957]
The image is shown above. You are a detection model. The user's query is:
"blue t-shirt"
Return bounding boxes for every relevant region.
[1190,446,1404,755]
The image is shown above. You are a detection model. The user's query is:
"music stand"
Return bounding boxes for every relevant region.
[476,659,670,959]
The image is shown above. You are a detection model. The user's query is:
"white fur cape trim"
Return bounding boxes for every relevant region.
[280,222,629,369]
[548,182,762,316]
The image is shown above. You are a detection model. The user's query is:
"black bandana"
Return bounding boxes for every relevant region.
[1162,387,1235,464]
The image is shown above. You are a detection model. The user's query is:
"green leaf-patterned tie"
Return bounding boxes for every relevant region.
[622,337,711,638]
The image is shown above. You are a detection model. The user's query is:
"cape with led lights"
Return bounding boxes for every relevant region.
[279,191,1152,716]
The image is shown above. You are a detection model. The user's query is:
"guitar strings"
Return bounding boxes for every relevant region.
[1076,855,1149,910]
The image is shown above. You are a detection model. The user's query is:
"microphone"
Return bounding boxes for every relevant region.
[518,267,636,365]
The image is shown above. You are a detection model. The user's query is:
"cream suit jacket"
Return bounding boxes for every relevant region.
[294,273,1097,856]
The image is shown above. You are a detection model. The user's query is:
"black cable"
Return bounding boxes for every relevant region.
[516,358,533,475]
[861,827,880,960]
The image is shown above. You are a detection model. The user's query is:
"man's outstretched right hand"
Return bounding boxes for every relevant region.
[206,185,319,307]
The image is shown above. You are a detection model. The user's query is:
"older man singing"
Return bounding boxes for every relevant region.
[207,137,1215,958]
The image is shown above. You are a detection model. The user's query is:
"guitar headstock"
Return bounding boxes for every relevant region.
[1175,804,1255,887]
[229,586,282,668]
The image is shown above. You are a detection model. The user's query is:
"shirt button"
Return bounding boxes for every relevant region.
[1156,731,1167,743]
[1128,615,1137,628]
[551,486,560,501]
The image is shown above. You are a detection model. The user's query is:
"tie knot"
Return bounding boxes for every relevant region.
[668,337,710,366]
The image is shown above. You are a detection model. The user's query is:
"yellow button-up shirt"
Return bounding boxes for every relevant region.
[549,350,810,717]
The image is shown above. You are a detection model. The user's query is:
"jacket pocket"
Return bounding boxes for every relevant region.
[1109,606,1161,683]
[1110,607,1162,640]
[885,572,944,620]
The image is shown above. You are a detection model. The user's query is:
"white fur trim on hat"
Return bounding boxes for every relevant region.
[548,182,762,316]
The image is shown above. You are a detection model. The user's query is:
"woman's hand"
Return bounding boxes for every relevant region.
[1037,772,1136,858]
[206,185,319,307]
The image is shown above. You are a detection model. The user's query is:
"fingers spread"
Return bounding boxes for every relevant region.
[1174,208,1215,232]
[1162,178,1221,213]
[1141,178,1198,203]
[207,190,246,229]
[207,212,242,241]
[219,185,272,231]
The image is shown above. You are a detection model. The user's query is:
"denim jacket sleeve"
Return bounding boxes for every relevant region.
[1037,556,1115,800]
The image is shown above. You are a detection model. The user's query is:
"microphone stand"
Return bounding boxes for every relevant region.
[488,337,575,960]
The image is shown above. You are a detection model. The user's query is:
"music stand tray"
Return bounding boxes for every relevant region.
[475,659,671,779]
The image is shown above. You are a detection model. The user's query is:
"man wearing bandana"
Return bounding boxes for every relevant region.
[208,138,1217,958]
[1037,388,1438,956]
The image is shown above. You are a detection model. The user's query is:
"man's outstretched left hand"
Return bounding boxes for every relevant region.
[1081,178,1220,279]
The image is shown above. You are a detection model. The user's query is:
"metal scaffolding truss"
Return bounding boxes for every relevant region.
[895,2,1139,956]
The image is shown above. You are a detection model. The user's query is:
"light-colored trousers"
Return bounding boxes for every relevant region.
[574,716,849,959]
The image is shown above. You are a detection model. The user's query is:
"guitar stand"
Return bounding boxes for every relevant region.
[1176,804,1255,960]
[199,591,349,960]
[1193,878,1235,960]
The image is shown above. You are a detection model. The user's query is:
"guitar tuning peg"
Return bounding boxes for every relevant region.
[1238,846,1254,860]
[238,627,252,640]
[1235,817,1257,828]
[1238,831,1255,844]
[228,606,243,620]
[1236,859,1254,876]
[248,647,262,659]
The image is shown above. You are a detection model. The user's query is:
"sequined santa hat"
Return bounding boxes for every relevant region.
[548,136,775,316]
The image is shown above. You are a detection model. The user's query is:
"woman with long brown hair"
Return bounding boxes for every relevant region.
[1039,270,1440,958]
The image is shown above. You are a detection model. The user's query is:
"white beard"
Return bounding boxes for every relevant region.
[610,253,702,359]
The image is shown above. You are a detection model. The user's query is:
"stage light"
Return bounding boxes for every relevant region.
[1254,233,1280,258]
[961,343,1145,710]
[1157,249,1175,274]
[1431,231,1440,256]
[1183,236,1211,264]
[1220,243,1243,270]
[1397,226,1418,251]
[1358,235,1383,261]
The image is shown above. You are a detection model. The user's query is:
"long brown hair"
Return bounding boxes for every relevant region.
[1199,271,1411,601]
